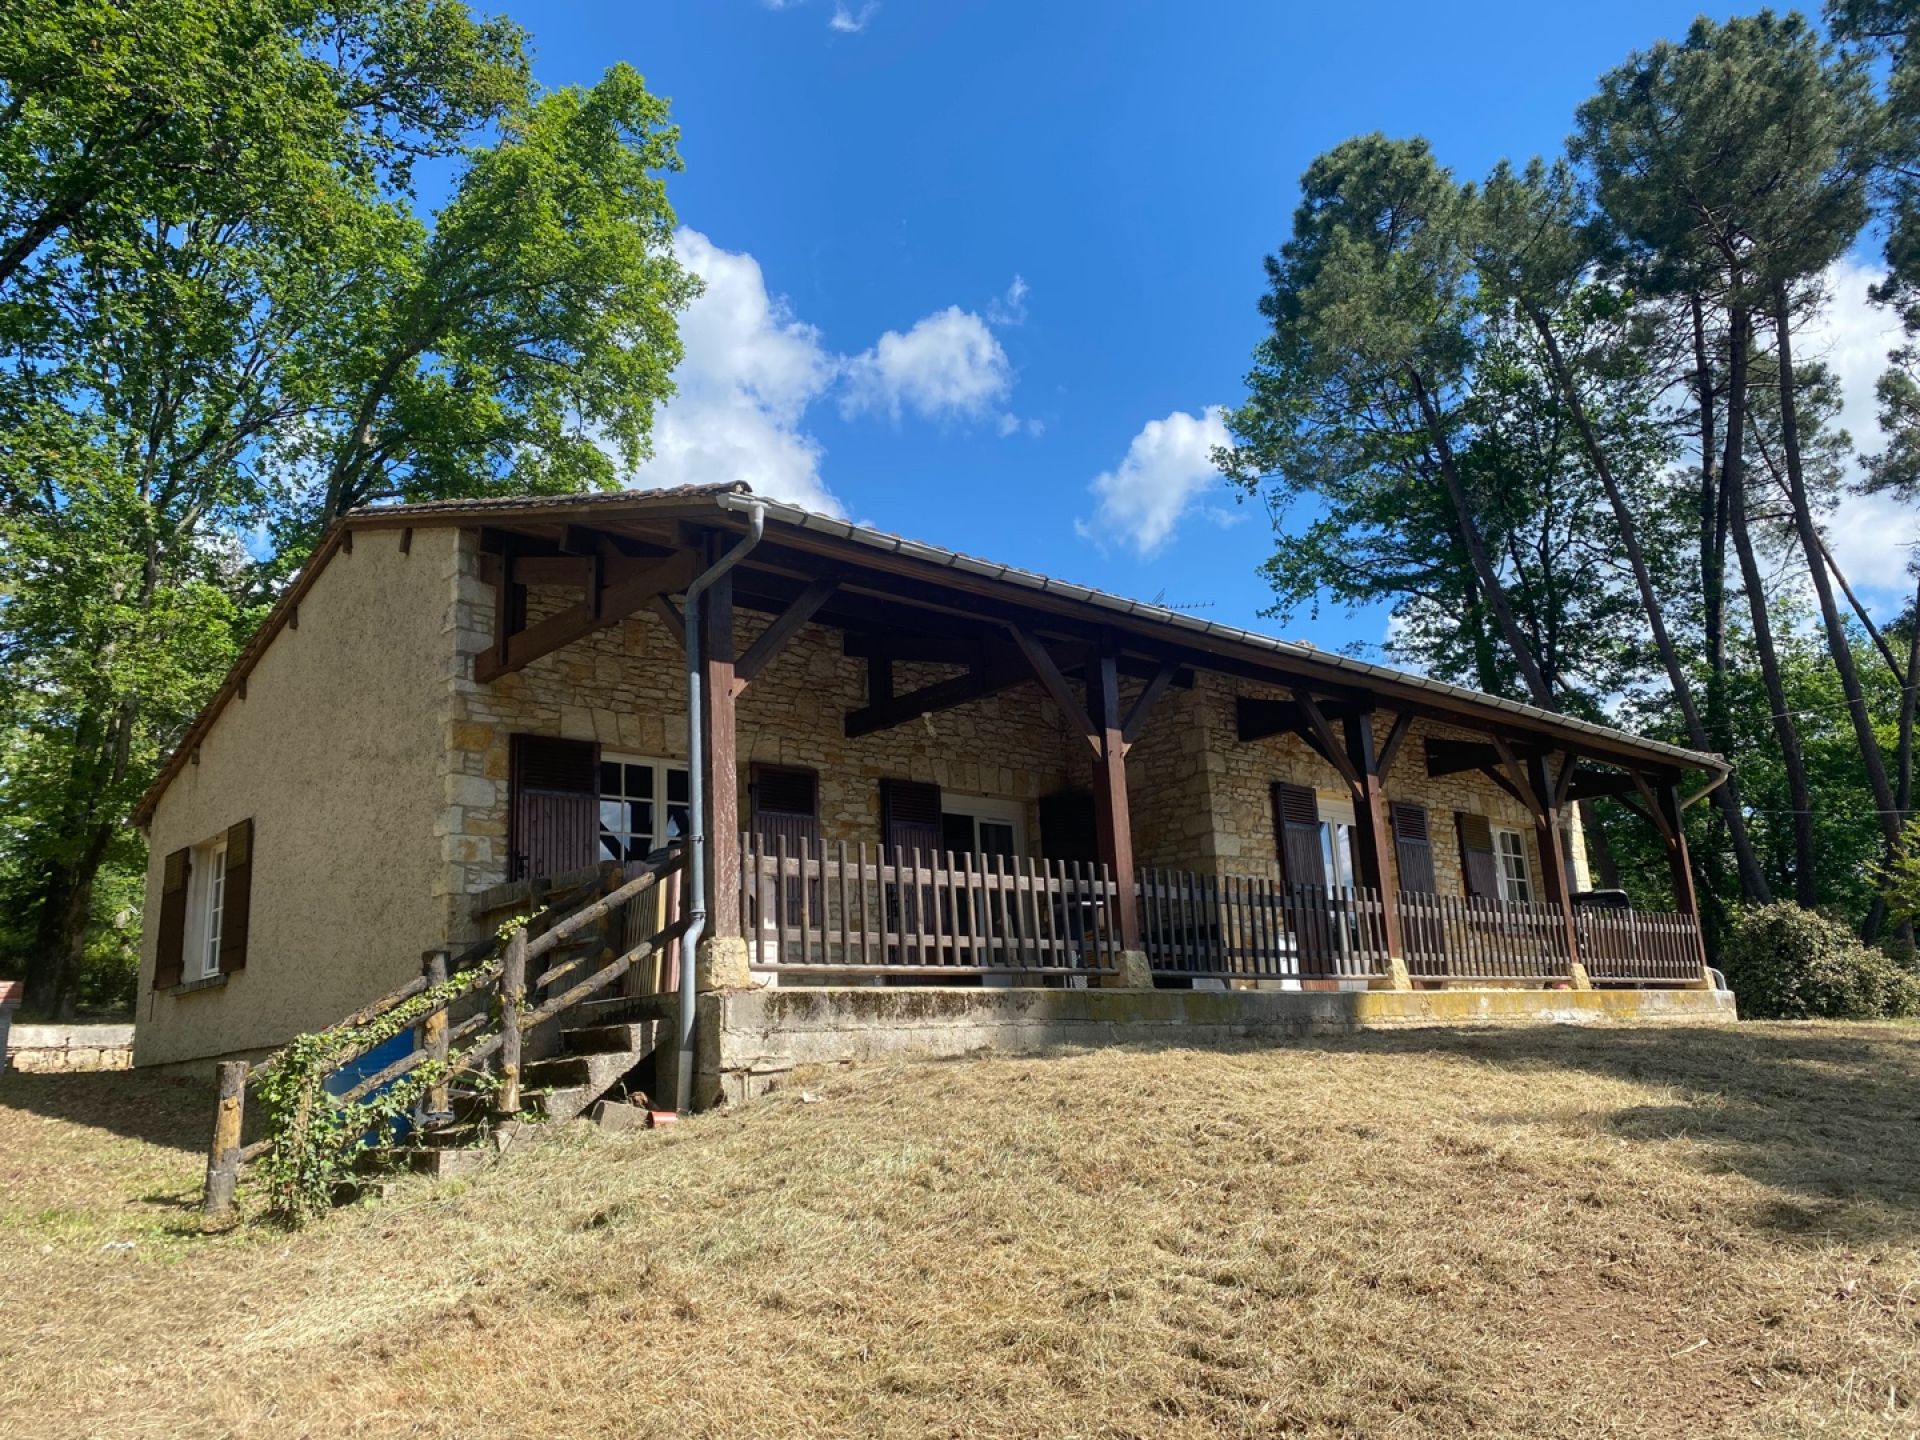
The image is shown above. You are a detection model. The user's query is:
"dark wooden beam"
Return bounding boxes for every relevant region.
[1478,764,1527,808]
[1563,767,1641,803]
[1294,690,1361,792]
[648,594,686,650]
[1120,663,1178,749]
[842,630,985,666]
[1007,626,1098,750]
[701,560,740,940]
[1526,751,1582,962]
[844,652,1030,738]
[1425,735,1554,781]
[1343,705,1404,961]
[475,548,699,683]
[731,576,839,697]
[1629,769,1675,843]
[1377,710,1415,776]
[1087,637,1141,951]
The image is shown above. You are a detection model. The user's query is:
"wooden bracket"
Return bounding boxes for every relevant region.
[1007,626,1099,753]
[1377,710,1414,776]
[732,577,839,698]
[1293,689,1361,792]
[1120,662,1179,751]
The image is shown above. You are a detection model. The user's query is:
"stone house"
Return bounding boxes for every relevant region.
[132,484,1728,1074]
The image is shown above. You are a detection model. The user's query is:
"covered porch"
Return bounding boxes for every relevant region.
[408,484,1720,999]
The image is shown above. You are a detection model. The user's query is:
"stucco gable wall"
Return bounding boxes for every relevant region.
[134,527,460,1068]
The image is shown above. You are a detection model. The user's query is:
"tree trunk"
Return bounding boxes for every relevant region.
[1724,302,1820,907]
[1526,303,1770,903]
[1577,797,1623,890]
[20,822,112,1020]
[1407,371,1556,709]
[1770,280,1906,920]
[1692,294,1734,754]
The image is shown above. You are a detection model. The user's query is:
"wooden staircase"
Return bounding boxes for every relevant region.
[200,846,690,1219]
[382,1015,668,1177]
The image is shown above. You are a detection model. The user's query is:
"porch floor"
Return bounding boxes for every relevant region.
[693,982,1738,1108]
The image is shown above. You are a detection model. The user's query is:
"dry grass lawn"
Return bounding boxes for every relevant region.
[2,1022,1917,1438]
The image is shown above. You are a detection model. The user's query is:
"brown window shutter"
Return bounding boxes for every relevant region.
[1270,782,1325,890]
[219,818,254,972]
[753,766,822,917]
[1456,812,1498,900]
[1038,789,1098,862]
[508,734,600,881]
[154,847,191,989]
[1391,802,1436,894]
[881,778,942,860]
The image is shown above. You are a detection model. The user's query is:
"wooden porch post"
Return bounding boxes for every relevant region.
[1658,782,1709,971]
[1342,707,1404,963]
[1525,752,1582,963]
[700,556,740,938]
[1087,637,1141,951]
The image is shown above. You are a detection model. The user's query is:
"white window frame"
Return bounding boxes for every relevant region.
[185,837,228,981]
[599,752,691,863]
[940,793,1027,857]
[1492,826,1533,905]
[1318,795,1360,894]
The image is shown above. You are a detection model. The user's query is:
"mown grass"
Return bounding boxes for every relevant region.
[1,1022,1916,1438]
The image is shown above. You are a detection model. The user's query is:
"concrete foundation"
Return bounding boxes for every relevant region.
[704,983,1739,1106]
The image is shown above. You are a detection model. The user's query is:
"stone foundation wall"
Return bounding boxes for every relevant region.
[6,1023,135,1073]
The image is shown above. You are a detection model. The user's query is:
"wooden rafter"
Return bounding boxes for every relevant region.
[1120,662,1179,749]
[1377,710,1414,775]
[731,576,839,697]
[475,548,700,682]
[844,652,1029,738]
[1007,626,1099,751]
[1293,689,1361,792]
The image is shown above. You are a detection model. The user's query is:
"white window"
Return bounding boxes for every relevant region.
[939,794,1026,862]
[1318,797,1359,893]
[187,837,228,980]
[1493,827,1533,905]
[599,753,690,862]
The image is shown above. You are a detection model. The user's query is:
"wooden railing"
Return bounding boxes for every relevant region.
[1139,870,1392,982]
[201,845,689,1221]
[1576,906,1704,983]
[1138,869,1705,987]
[738,833,1122,977]
[1397,890,1573,981]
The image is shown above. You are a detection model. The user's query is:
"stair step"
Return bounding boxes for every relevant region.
[379,1146,494,1179]
[561,1019,663,1055]
[523,1050,639,1092]
[526,1085,593,1125]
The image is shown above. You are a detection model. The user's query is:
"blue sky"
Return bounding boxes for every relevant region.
[489,1,1912,649]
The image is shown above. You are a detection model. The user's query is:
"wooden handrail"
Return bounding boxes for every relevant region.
[204,844,689,1221]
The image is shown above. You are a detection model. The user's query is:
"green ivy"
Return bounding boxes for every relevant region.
[255,967,501,1226]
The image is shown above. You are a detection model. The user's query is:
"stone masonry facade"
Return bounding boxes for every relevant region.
[433,529,1586,938]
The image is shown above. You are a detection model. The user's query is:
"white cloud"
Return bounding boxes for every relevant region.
[630,228,845,516]
[987,274,1029,327]
[841,306,1013,422]
[1799,254,1919,603]
[829,2,877,32]
[1076,406,1233,558]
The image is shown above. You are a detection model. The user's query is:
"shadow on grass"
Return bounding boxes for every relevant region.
[0,1069,210,1153]
[1302,1023,1920,1234]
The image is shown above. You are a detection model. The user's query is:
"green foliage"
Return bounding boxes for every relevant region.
[0,2,692,1015]
[255,966,497,1225]
[1882,818,1920,928]
[1719,903,1920,1020]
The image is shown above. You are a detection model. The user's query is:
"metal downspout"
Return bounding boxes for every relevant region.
[677,503,766,1114]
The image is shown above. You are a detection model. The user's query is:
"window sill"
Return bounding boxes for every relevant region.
[164,973,229,997]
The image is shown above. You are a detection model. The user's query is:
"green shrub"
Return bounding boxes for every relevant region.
[1720,903,1920,1021]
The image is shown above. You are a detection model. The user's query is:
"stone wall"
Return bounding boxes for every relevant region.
[1166,672,1591,897]
[440,530,1589,930]
[6,1023,135,1073]
[441,530,1167,934]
